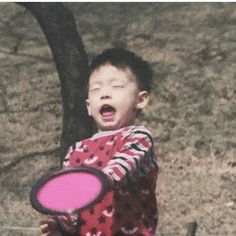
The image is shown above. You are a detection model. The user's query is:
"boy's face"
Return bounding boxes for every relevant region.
[86,64,149,131]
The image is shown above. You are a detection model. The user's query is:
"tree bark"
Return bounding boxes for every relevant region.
[17,2,94,162]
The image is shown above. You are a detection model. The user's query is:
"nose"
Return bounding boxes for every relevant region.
[100,86,112,100]
[101,95,111,100]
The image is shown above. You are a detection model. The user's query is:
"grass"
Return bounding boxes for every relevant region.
[0,2,236,235]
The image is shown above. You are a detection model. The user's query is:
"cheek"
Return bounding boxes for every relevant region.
[116,98,137,114]
[119,92,138,106]
[88,95,98,107]
[87,98,99,115]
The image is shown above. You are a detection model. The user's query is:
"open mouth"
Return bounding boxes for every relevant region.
[100,104,116,121]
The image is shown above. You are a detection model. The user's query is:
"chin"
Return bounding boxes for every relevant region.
[100,126,118,131]
[98,122,120,131]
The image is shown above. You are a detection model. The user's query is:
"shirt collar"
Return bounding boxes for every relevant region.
[91,125,135,139]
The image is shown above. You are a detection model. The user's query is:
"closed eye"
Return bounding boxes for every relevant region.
[112,85,124,88]
[90,87,101,92]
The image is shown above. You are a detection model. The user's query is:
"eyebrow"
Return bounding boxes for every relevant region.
[110,77,125,82]
[89,81,102,87]
[89,77,126,86]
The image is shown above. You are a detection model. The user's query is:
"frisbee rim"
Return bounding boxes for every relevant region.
[30,166,109,215]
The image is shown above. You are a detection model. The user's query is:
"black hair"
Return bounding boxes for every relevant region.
[89,48,153,92]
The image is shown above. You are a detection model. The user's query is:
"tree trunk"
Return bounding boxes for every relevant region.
[17,2,94,162]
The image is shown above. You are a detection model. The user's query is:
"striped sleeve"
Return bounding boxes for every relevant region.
[103,127,157,187]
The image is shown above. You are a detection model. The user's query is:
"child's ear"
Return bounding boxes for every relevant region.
[136,91,150,110]
[86,99,92,116]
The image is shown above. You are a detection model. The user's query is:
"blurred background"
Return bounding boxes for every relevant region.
[0,2,235,235]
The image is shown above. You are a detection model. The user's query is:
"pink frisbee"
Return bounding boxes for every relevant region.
[30,167,109,215]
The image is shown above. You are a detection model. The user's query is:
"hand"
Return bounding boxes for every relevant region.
[40,219,62,236]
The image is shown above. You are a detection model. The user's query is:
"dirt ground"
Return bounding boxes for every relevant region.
[0,3,236,236]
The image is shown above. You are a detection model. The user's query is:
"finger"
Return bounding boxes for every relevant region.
[40,220,49,226]
[40,219,56,229]
[46,219,58,230]
[40,224,48,233]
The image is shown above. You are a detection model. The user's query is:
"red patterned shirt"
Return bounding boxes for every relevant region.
[53,125,158,236]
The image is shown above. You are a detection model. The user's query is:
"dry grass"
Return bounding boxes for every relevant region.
[0,2,236,235]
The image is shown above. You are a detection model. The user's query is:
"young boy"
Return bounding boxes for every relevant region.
[40,48,158,236]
